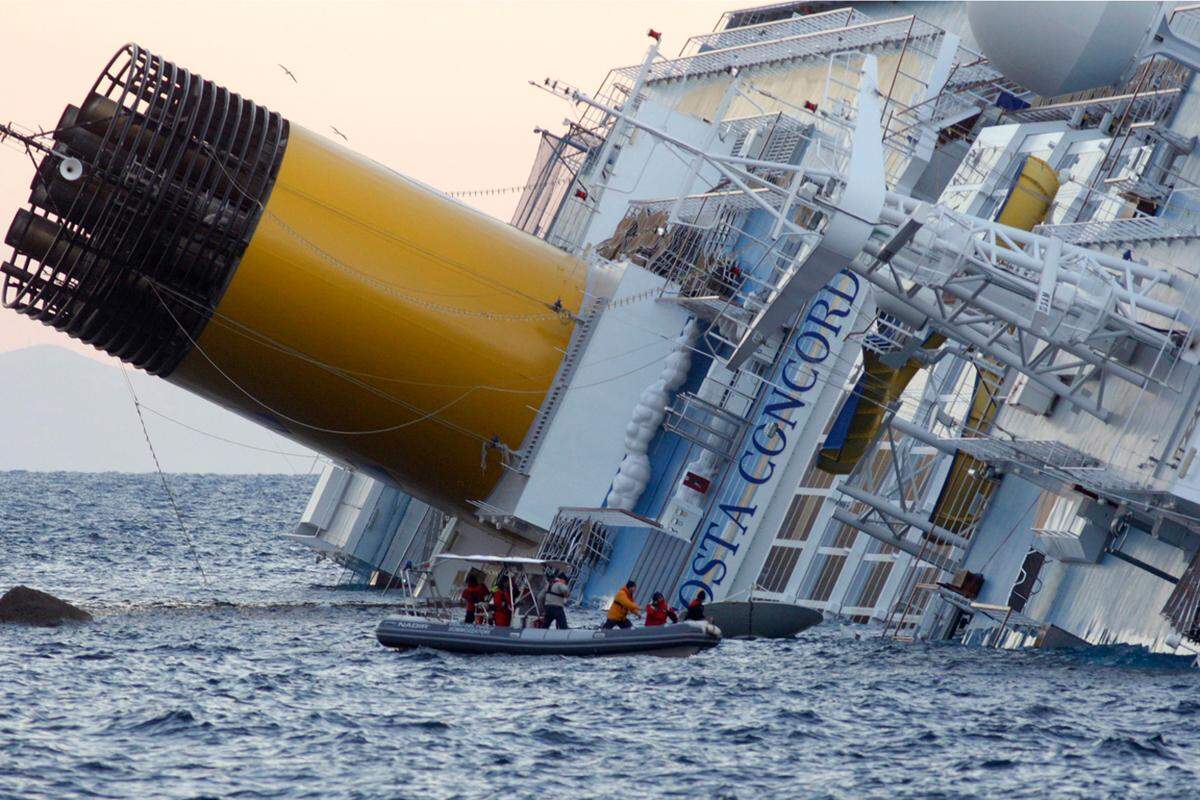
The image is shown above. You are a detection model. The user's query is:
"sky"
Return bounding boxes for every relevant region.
[0,0,734,359]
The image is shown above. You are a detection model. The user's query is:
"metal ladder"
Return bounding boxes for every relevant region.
[510,296,605,476]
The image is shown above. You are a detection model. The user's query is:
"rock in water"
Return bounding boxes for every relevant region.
[0,586,92,626]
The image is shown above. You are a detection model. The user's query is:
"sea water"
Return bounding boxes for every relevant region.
[1,472,1198,799]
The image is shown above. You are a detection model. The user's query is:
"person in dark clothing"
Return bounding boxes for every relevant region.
[460,574,489,624]
[644,592,679,626]
[684,590,706,621]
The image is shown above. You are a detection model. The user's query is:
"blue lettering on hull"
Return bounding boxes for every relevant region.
[675,270,860,607]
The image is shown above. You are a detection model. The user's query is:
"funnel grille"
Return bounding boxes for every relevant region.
[2,44,287,375]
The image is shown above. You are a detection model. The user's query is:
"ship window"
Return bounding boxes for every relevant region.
[758,545,803,594]
[849,559,894,609]
[800,458,836,490]
[777,493,825,541]
[830,520,859,549]
[805,553,847,602]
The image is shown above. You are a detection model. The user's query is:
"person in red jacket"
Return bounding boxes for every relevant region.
[644,592,679,626]
[491,580,513,627]
[460,574,489,624]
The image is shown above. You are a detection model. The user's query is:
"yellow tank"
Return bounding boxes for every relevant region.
[928,154,1058,534]
[997,155,1059,231]
[1,45,586,516]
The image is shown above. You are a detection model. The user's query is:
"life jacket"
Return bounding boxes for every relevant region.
[543,580,569,607]
[607,587,641,622]
[685,597,705,620]
[492,588,512,627]
[645,600,677,626]
[461,583,488,613]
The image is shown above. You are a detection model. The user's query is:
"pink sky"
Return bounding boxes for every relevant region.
[0,0,732,359]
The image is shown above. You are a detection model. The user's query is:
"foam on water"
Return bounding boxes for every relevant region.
[1,472,1198,799]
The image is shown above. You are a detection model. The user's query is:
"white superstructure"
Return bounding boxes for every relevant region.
[290,1,1200,656]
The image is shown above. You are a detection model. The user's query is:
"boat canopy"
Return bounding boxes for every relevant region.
[433,554,572,574]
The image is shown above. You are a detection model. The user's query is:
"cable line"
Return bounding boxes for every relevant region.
[119,365,216,598]
[136,403,318,458]
[151,286,485,438]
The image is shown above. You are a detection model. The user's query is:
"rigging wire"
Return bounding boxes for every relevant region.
[196,139,578,321]
[151,286,483,438]
[119,365,216,597]
[135,402,319,458]
[155,280,676,391]
[263,208,568,322]
[447,175,573,199]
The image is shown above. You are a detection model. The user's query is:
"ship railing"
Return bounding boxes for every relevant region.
[876,189,1197,413]
[816,357,1005,642]
[816,41,995,190]
[711,1,840,34]
[881,58,1024,150]
[1035,215,1200,246]
[1009,0,1197,127]
[857,312,924,358]
[534,72,638,253]
[1009,86,1185,126]
[1162,546,1200,646]
[678,6,868,57]
[935,433,1196,531]
[663,391,750,460]
[536,513,613,597]
[945,437,1104,472]
[1037,176,1200,246]
[1034,51,1194,215]
[613,13,944,85]
[938,591,1046,649]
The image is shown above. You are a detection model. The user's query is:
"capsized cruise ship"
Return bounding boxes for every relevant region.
[7,1,1200,654]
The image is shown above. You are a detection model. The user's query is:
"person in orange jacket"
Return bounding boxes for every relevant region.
[602,580,642,630]
[491,580,513,627]
[644,592,679,626]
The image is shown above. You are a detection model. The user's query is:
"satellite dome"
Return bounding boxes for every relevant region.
[967,1,1163,97]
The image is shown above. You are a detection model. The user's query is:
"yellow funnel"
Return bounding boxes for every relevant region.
[1,45,586,516]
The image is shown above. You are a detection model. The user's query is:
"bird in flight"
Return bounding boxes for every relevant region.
[278,64,297,82]
[330,126,348,141]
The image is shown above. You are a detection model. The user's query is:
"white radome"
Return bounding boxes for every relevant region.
[967,1,1163,97]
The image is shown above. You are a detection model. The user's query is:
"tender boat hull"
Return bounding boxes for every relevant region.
[376,617,721,657]
[704,600,822,639]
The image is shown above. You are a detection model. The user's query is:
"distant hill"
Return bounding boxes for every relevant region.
[0,346,316,473]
